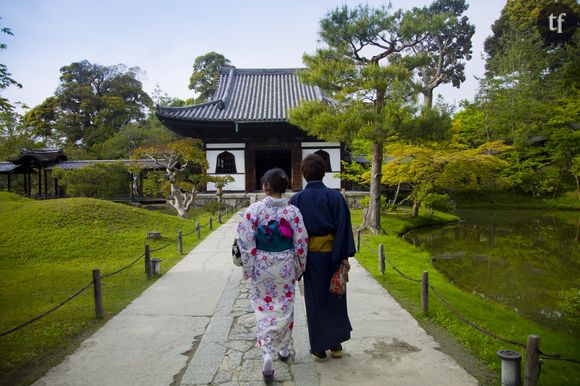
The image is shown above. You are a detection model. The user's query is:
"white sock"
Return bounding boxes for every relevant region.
[279,346,289,357]
[263,353,273,374]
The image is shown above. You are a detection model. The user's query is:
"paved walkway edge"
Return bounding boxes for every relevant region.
[181,264,319,385]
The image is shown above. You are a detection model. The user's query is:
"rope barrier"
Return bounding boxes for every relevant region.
[539,351,580,364]
[182,229,196,237]
[429,284,527,349]
[0,280,94,337]
[101,253,145,279]
[149,236,179,252]
[383,254,422,283]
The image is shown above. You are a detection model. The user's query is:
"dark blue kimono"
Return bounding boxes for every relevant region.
[290,181,356,352]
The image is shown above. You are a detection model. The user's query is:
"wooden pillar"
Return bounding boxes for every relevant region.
[137,171,143,197]
[7,173,10,191]
[23,172,28,196]
[44,168,48,195]
[38,168,42,196]
[291,144,302,191]
[422,271,429,316]
[92,269,104,319]
[145,244,152,278]
[340,144,346,190]
[246,144,255,191]
[524,335,541,386]
[54,178,59,197]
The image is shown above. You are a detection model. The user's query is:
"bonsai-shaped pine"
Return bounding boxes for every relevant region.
[131,138,208,217]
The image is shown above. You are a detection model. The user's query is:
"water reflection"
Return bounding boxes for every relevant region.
[405,209,580,333]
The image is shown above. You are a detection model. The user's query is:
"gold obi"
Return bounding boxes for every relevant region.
[308,234,334,253]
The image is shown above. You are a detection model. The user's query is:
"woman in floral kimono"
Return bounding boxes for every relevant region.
[236,168,308,383]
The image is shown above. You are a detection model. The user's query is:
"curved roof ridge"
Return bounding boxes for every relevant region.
[220,67,236,109]
[155,98,223,113]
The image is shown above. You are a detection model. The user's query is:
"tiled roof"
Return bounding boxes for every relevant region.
[0,162,18,173]
[12,148,67,165]
[156,68,324,122]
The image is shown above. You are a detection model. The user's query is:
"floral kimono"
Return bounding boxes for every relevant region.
[236,196,308,354]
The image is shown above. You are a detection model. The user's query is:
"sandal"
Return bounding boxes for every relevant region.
[262,369,274,384]
[278,352,289,362]
[330,344,343,358]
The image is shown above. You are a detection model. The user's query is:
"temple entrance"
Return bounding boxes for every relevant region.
[254,149,292,190]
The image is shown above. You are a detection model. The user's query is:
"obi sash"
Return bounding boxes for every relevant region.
[255,218,293,252]
[309,234,333,252]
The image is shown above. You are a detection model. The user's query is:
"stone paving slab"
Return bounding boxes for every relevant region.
[180,266,319,386]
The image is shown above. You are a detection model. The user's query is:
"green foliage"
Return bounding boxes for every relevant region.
[92,114,177,159]
[23,60,152,150]
[422,192,452,214]
[188,52,234,103]
[0,191,26,201]
[451,0,580,199]
[52,162,130,199]
[202,200,229,215]
[141,171,169,197]
[0,195,213,385]
[0,17,22,112]
[557,288,580,329]
[414,0,475,110]
[359,194,388,211]
[0,109,39,159]
[380,141,511,215]
[208,174,235,188]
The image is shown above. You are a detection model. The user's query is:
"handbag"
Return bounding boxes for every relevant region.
[329,263,349,296]
[232,238,242,266]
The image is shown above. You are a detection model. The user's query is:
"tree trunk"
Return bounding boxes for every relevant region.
[391,182,401,209]
[362,142,383,234]
[575,174,580,200]
[412,200,421,217]
[166,168,188,218]
[169,188,189,218]
[422,88,434,112]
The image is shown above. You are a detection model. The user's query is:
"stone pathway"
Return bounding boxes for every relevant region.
[33,216,479,386]
[180,269,318,386]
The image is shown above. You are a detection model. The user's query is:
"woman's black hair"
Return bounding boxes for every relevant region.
[261,168,289,194]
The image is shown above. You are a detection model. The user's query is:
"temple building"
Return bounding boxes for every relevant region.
[155,68,345,192]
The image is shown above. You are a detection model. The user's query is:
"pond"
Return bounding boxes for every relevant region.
[404,209,580,333]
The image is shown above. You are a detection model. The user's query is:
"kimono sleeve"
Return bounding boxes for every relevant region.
[236,209,257,280]
[289,205,308,277]
[329,191,356,265]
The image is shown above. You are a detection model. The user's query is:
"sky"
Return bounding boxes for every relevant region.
[1,0,506,112]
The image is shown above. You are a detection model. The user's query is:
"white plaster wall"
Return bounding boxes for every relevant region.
[206,144,245,191]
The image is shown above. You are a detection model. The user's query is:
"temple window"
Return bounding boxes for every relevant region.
[216,151,237,174]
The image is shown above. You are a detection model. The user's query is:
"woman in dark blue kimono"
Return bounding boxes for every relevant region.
[290,154,356,361]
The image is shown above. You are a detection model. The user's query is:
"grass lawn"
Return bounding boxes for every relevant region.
[0,192,217,385]
[351,207,580,386]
